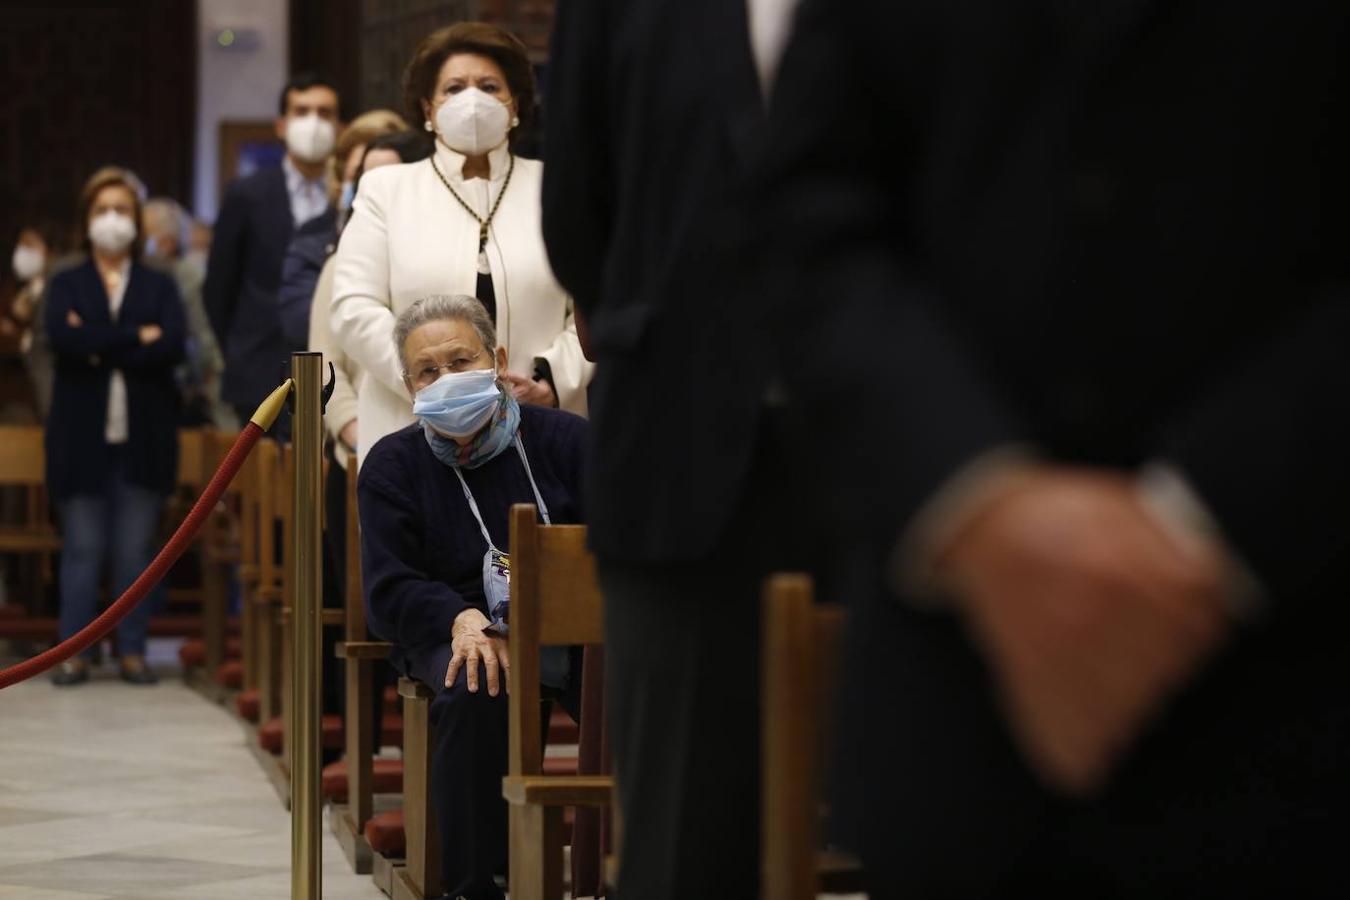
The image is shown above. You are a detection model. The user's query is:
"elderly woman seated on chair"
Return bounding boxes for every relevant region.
[358,294,586,900]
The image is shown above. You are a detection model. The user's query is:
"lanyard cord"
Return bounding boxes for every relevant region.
[452,435,552,551]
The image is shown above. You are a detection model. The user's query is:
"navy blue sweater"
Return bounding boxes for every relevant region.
[358,405,588,670]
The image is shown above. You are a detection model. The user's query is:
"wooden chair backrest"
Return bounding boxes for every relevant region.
[0,426,46,484]
[345,459,365,640]
[254,439,282,589]
[761,573,849,900]
[507,503,604,780]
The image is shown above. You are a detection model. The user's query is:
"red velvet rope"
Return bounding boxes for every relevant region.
[0,422,265,689]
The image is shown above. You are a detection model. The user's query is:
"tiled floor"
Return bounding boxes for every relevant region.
[0,652,385,900]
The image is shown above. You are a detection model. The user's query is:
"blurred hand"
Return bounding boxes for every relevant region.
[501,371,557,407]
[138,324,163,345]
[66,310,83,328]
[937,467,1228,794]
[445,607,511,696]
[339,420,358,452]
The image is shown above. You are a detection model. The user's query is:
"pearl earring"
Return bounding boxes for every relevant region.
[424,120,433,132]
[511,115,520,128]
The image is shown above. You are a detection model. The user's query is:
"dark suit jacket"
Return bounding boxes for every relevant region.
[278,207,337,355]
[543,0,768,562]
[764,0,1350,889]
[204,166,296,411]
[44,259,186,501]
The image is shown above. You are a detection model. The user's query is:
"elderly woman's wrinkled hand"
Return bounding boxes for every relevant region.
[446,606,511,696]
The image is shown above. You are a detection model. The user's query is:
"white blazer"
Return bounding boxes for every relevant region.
[331,140,593,466]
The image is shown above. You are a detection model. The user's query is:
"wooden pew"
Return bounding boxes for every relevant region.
[503,504,612,900]
[333,459,398,873]
[760,573,863,900]
[0,426,62,621]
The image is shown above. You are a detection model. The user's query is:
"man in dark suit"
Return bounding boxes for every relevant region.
[542,2,811,897]
[204,72,339,426]
[764,1,1350,896]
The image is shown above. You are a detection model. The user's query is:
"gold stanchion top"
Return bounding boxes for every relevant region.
[250,379,295,432]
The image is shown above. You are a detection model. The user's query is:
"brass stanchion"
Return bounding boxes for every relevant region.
[291,352,324,899]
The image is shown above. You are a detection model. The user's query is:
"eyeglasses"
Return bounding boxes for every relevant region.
[407,352,488,390]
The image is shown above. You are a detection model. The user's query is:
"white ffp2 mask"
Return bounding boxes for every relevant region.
[285,114,336,163]
[434,87,512,157]
[88,212,137,255]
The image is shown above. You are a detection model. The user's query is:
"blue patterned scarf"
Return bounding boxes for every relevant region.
[422,390,521,469]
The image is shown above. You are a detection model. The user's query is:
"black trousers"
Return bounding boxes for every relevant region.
[407,642,581,900]
[598,422,818,900]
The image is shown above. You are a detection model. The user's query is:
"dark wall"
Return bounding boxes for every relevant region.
[291,0,557,123]
[0,1,197,254]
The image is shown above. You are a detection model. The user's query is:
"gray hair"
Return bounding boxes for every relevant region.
[394,294,498,373]
[143,197,188,254]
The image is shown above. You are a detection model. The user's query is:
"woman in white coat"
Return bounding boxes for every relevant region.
[332,22,593,464]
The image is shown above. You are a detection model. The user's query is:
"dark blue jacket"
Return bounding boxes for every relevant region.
[278,207,337,353]
[357,405,588,673]
[205,166,306,410]
[44,259,187,501]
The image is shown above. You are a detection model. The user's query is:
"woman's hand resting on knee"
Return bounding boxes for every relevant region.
[446,607,511,696]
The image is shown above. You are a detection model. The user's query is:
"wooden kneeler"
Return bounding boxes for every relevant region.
[761,574,863,900]
[504,504,613,900]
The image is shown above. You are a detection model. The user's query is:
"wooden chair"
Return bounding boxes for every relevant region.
[333,459,398,873]
[0,426,62,619]
[503,503,613,900]
[760,573,863,900]
[393,676,439,900]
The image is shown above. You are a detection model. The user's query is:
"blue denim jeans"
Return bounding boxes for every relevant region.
[57,456,167,659]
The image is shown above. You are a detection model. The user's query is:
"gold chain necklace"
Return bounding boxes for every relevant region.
[429,152,516,250]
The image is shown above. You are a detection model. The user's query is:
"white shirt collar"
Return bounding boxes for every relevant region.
[432,139,513,184]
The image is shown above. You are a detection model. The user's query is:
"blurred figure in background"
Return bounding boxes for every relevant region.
[205,72,341,432]
[4,222,60,420]
[143,197,232,429]
[279,108,407,364]
[44,167,186,686]
[333,22,592,466]
[184,219,211,282]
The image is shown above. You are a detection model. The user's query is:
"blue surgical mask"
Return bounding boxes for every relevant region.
[339,180,355,212]
[412,368,501,439]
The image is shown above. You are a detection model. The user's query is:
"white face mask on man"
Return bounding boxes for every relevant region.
[434,87,515,157]
[285,114,337,164]
[88,212,137,255]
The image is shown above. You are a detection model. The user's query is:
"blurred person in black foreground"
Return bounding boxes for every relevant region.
[760,1,1350,897]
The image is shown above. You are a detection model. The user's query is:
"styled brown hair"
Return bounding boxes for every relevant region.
[76,166,145,258]
[331,108,410,201]
[402,22,536,151]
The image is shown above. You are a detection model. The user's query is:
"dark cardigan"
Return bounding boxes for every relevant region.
[358,404,588,672]
[43,259,187,501]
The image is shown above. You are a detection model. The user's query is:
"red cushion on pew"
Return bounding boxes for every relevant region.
[179,639,206,667]
[214,660,243,688]
[381,713,403,748]
[542,754,579,776]
[236,689,260,722]
[256,712,394,755]
[259,716,283,754]
[364,810,405,857]
[321,758,404,802]
[384,685,398,709]
[548,707,578,745]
